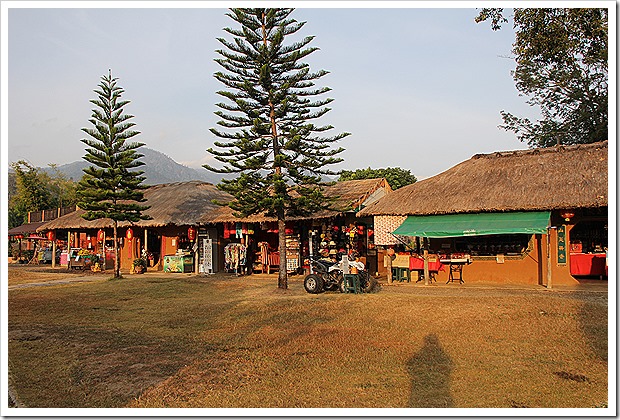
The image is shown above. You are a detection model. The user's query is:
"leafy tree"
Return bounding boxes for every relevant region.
[206,8,349,289]
[476,8,608,147]
[8,161,78,229]
[77,70,150,278]
[339,167,417,190]
[9,161,53,227]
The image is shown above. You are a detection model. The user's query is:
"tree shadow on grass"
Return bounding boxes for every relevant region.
[406,334,454,408]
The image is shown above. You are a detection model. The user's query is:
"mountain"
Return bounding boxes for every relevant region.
[42,148,223,186]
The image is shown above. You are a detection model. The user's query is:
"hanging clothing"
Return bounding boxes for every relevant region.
[224,243,247,272]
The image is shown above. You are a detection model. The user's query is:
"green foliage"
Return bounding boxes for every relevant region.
[77,70,150,224]
[8,161,78,228]
[476,8,608,147]
[339,167,417,190]
[206,8,349,221]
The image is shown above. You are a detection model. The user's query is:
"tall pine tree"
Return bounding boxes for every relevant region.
[206,8,349,289]
[77,70,150,278]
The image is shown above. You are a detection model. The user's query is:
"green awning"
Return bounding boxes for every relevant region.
[392,211,551,238]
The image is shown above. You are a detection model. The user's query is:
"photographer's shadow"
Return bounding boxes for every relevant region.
[406,334,454,408]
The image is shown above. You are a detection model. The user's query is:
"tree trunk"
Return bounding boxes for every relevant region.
[113,221,120,278]
[277,217,287,289]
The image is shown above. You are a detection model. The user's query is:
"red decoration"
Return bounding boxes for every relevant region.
[188,226,197,241]
[126,228,134,241]
[16,234,24,240]
[47,230,55,241]
[560,210,575,222]
[97,229,105,242]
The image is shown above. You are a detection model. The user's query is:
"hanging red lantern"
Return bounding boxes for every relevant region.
[16,234,24,240]
[46,230,55,241]
[97,229,105,242]
[126,228,134,241]
[187,226,197,241]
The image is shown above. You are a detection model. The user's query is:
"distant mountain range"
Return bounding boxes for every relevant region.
[41,148,224,186]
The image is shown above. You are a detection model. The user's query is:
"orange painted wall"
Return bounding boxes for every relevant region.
[425,228,602,286]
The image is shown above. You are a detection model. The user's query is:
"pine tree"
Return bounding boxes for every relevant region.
[206,8,349,289]
[77,70,150,278]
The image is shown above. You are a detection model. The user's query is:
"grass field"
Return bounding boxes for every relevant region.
[7,265,608,409]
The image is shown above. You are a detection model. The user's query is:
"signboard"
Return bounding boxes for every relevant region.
[557,225,567,265]
[200,238,213,274]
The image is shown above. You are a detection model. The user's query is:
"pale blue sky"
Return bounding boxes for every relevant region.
[6,3,542,180]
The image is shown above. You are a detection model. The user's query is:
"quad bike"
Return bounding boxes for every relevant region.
[303,256,375,294]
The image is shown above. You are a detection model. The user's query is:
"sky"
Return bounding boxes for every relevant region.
[4,2,545,180]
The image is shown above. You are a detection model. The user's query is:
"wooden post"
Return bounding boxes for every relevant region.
[423,238,429,286]
[51,238,57,268]
[67,231,71,270]
[547,228,552,289]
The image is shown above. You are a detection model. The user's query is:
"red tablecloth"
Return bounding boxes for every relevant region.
[570,253,607,276]
[409,257,444,272]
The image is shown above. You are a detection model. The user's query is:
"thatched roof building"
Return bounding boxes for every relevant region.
[206,178,392,223]
[37,181,232,231]
[359,141,608,217]
[38,178,392,231]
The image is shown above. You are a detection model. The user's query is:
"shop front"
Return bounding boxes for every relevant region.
[389,210,608,286]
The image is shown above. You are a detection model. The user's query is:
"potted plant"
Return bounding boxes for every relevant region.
[132,257,147,274]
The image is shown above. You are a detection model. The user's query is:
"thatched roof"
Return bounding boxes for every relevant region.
[37,178,392,231]
[9,221,47,236]
[38,181,232,231]
[208,178,391,223]
[358,141,608,217]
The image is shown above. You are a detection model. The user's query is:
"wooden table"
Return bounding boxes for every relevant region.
[570,253,607,277]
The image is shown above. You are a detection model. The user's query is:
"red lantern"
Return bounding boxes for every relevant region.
[97,229,105,242]
[16,234,24,240]
[188,226,197,241]
[126,228,134,241]
[47,230,55,241]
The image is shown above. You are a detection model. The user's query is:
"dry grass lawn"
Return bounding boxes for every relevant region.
[7,265,608,409]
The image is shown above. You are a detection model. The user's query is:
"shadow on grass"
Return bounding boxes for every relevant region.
[573,290,608,362]
[407,334,454,408]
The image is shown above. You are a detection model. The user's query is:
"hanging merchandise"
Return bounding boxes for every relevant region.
[224,243,247,274]
[236,222,243,239]
[223,223,230,239]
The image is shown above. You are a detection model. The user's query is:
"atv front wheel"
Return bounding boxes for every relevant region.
[304,274,324,294]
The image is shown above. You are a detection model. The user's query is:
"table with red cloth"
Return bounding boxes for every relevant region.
[409,256,444,282]
[570,253,607,277]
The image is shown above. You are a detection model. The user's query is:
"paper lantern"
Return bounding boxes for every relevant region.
[97,229,105,242]
[47,230,55,241]
[187,226,197,241]
[126,228,134,241]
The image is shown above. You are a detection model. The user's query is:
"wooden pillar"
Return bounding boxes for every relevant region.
[51,237,57,268]
[67,231,71,270]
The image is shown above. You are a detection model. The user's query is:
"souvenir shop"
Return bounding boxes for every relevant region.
[220,216,377,275]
